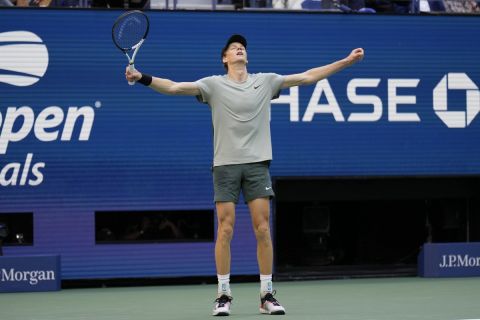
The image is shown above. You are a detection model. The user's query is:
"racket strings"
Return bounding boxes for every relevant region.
[113,13,148,51]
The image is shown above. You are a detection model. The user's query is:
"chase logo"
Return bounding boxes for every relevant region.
[433,73,480,128]
[0,31,49,87]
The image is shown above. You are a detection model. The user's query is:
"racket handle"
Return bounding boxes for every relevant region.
[128,63,135,86]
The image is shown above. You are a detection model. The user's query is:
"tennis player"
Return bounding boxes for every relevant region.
[125,34,364,316]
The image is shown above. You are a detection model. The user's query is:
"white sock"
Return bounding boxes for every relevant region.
[217,274,231,297]
[260,274,273,297]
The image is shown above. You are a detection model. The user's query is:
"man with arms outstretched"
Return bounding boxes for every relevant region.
[125,34,364,316]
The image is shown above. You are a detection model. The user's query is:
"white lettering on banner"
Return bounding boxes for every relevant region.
[347,78,382,122]
[273,86,299,122]
[439,255,480,268]
[0,103,99,187]
[0,105,95,155]
[1,268,55,285]
[272,74,478,127]
[302,79,345,122]
[388,79,421,122]
[274,78,423,122]
[0,153,44,186]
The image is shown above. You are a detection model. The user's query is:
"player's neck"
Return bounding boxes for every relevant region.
[227,66,248,83]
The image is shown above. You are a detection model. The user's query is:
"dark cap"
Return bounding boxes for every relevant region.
[221,34,247,58]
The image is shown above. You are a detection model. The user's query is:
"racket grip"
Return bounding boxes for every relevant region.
[128,64,135,86]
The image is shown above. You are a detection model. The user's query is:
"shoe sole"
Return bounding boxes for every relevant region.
[260,308,286,315]
[213,311,230,316]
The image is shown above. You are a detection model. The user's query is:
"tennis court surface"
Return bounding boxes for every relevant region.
[1,277,479,320]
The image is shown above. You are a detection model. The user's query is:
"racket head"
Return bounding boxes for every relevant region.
[112,10,149,53]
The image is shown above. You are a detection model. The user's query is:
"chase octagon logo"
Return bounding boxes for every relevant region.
[433,73,480,128]
[0,31,49,87]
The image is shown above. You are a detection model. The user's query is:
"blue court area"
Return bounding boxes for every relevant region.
[1,277,479,320]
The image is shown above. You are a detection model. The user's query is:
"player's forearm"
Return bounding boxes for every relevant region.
[149,77,178,95]
[303,58,352,85]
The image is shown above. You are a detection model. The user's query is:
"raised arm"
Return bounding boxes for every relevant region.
[125,67,200,96]
[282,48,364,89]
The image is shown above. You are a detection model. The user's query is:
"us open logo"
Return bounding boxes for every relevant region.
[0,30,99,187]
[0,31,49,87]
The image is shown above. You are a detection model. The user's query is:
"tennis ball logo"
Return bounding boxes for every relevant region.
[433,73,480,128]
[0,31,49,87]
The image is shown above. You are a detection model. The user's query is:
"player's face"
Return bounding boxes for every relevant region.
[223,42,247,65]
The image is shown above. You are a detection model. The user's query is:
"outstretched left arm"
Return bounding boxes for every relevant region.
[282,48,364,89]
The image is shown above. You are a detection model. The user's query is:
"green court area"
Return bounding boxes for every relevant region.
[1,277,479,320]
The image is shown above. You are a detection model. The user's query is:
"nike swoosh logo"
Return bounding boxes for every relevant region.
[265,187,272,190]
[254,84,262,89]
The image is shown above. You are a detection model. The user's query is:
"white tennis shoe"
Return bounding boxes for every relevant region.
[259,291,286,315]
[213,294,233,316]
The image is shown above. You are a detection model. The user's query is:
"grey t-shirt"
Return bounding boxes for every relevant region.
[196,73,284,167]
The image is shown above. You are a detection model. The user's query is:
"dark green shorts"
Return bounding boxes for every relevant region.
[212,161,274,204]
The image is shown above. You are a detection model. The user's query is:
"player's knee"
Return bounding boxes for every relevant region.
[254,223,270,241]
[218,224,234,242]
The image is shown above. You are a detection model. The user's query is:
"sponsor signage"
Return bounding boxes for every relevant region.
[0,255,61,292]
[418,243,480,277]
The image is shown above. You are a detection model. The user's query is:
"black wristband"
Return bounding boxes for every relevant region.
[137,73,152,86]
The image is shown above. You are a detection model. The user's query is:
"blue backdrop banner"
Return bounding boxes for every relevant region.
[0,9,479,279]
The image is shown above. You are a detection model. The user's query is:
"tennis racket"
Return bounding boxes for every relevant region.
[112,10,149,85]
